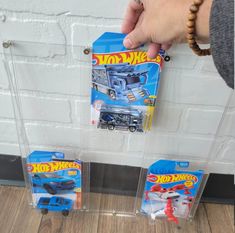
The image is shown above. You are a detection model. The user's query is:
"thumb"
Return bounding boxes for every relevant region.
[123,27,148,49]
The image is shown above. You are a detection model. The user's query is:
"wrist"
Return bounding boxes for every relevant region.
[196,0,212,43]
[179,0,212,43]
[186,0,212,56]
[179,0,194,43]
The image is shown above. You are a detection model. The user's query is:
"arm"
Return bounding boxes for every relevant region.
[121,0,212,56]
[122,0,234,89]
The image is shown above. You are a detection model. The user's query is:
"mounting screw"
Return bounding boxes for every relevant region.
[83,48,91,55]
[0,15,6,22]
[2,41,12,49]
[164,55,171,62]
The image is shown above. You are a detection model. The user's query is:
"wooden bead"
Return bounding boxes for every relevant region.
[202,50,209,56]
[188,39,196,45]
[187,21,195,27]
[203,50,208,56]
[202,50,207,56]
[191,43,200,49]
[189,42,197,48]
[190,5,199,12]
[204,49,211,55]
[192,45,200,51]
[193,46,200,51]
[186,0,211,56]
[188,41,196,45]
[188,13,197,20]
[194,0,203,6]
[187,27,195,33]
[187,34,194,40]
[195,49,211,56]
[194,50,203,55]
[194,47,201,52]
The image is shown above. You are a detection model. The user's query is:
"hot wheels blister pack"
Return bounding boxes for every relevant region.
[141,160,204,224]
[26,151,82,216]
[91,32,165,132]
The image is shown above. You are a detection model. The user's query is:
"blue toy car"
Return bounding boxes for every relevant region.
[98,105,143,132]
[37,196,73,216]
[32,173,75,195]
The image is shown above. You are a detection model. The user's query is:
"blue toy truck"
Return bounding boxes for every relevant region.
[98,105,143,132]
[37,196,73,216]
[92,63,149,102]
[32,173,75,195]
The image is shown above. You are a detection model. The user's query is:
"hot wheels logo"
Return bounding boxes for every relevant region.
[93,51,162,66]
[27,161,81,173]
[147,174,198,184]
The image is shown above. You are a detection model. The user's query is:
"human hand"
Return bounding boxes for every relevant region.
[121,0,211,58]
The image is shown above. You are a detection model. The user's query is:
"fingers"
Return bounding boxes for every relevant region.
[123,26,148,49]
[147,43,172,59]
[161,43,172,51]
[122,1,172,53]
[147,43,161,59]
[121,0,144,34]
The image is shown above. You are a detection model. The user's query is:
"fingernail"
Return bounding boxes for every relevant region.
[124,38,133,48]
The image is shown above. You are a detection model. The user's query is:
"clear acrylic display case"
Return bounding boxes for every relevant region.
[2,40,234,224]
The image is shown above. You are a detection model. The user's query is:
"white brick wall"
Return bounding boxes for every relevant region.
[182,108,223,135]
[0,93,72,122]
[153,103,183,132]
[222,110,235,137]
[0,59,8,88]
[222,140,235,162]
[159,69,231,106]
[14,62,91,96]
[129,133,213,158]
[72,23,120,46]
[0,18,65,44]
[0,2,234,174]
[0,0,126,18]
[75,99,91,125]
[0,120,18,143]
[0,93,13,118]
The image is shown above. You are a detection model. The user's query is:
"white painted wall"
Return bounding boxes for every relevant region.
[0,1,234,174]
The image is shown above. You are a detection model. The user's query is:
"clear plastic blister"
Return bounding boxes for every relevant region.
[135,84,234,225]
[91,32,163,133]
[2,40,147,217]
[2,38,234,226]
[2,41,91,217]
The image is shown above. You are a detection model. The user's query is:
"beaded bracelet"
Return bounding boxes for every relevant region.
[187,0,211,56]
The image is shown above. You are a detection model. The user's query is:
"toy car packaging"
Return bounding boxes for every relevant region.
[141,160,204,224]
[91,32,166,132]
[26,151,82,215]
